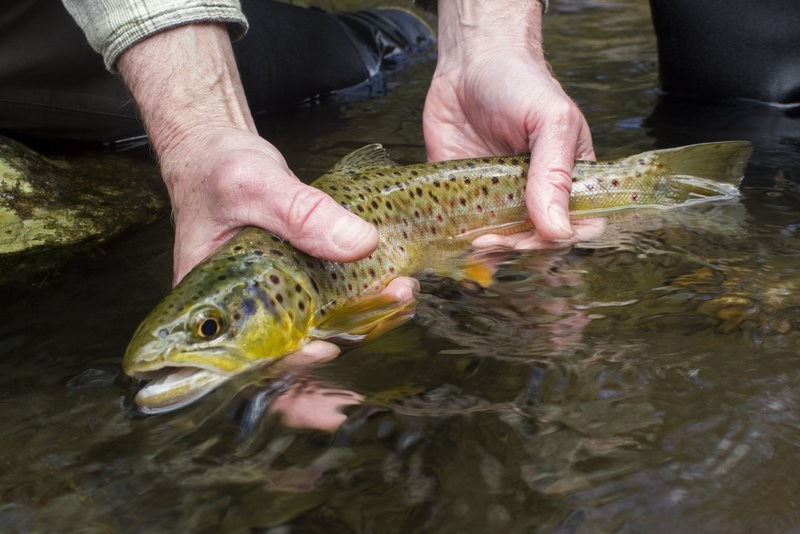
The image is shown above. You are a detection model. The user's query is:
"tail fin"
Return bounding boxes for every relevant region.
[629,141,752,185]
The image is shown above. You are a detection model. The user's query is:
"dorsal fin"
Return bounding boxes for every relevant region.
[331,144,398,172]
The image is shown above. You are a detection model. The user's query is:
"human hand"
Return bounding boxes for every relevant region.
[424,1,595,247]
[116,23,388,285]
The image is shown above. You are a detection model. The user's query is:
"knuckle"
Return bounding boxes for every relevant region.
[280,186,331,238]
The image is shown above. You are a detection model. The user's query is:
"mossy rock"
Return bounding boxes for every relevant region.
[0,136,167,281]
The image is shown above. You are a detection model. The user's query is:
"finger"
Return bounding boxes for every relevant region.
[526,108,585,241]
[380,276,420,303]
[276,340,342,370]
[472,232,529,249]
[513,217,606,249]
[249,178,379,264]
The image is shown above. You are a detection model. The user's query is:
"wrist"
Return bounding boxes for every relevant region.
[435,0,545,70]
[118,23,256,168]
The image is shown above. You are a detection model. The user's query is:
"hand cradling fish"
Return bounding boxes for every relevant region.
[124,141,752,414]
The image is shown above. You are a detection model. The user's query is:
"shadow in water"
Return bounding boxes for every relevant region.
[645,95,800,185]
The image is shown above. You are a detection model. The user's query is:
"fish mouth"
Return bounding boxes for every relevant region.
[131,365,232,415]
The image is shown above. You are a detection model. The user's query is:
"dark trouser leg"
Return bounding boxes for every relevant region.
[0,0,432,144]
[0,0,141,142]
[649,0,800,105]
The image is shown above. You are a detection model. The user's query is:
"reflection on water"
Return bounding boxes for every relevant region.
[3,0,800,531]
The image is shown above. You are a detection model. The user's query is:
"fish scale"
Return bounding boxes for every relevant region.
[122,141,752,414]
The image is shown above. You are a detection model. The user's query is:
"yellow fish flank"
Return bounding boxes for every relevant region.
[124,141,752,413]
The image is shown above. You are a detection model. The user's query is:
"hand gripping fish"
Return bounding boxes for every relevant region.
[124,141,751,413]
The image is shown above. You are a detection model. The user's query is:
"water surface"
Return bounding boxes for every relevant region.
[3,0,800,531]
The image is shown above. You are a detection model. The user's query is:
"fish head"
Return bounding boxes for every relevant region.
[124,245,314,414]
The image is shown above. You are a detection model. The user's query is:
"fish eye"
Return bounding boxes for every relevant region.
[191,308,226,340]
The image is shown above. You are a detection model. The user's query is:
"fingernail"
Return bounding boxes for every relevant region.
[330,214,377,251]
[547,204,574,239]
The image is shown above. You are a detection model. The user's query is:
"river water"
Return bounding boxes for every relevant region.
[3,0,800,531]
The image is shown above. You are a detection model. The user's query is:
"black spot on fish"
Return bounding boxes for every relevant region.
[460,198,466,206]
[234,246,243,251]
[510,158,519,165]
[331,272,338,281]
[385,201,393,210]
[233,312,241,320]
[270,249,284,257]
[371,200,379,209]
[270,274,280,285]
[414,210,420,218]
[254,250,264,255]
[343,185,351,192]
[467,162,476,168]
[330,185,338,191]
[295,284,302,293]
[271,236,281,242]
[276,293,284,304]
[481,186,489,195]
[415,187,423,196]
[464,177,471,185]
[498,158,506,164]
[433,180,441,187]
[491,177,499,185]
[357,205,365,212]
[449,174,457,181]
[411,170,418,176]
[298,301,305,311]
[310,278,319,293]
[368,268,376,277]
[217,275,226,281]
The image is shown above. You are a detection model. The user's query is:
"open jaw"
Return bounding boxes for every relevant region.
[132,366,232,415]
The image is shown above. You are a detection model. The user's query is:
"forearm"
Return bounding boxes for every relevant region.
[117,23,256,173]
[436,0,545,67]
[61,0,247,70]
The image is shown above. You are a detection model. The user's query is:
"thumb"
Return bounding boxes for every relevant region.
[253,179,379,263]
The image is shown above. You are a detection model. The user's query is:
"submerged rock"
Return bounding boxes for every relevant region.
[0,136,166,282]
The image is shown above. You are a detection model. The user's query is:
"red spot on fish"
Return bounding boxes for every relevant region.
[489,210,496,218]
[403,218,409,225]
[348,283,353,290]
[507,193,514,201]
[389,266,395,273]
[611,179,619,187]
[363,284,369,289]
[460,228,466,234]
[587,184,595,191]
[402,231,408,239]
[436,214,443,222]
[476,205,483,213]
[399,246,405,252]
[631,192,639,201]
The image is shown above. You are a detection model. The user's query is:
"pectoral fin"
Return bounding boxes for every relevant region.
[312,294,416,344]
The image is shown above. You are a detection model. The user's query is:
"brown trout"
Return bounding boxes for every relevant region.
[124,141,751,413]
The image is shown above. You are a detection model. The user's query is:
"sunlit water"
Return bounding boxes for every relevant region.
[3,0,800,531]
